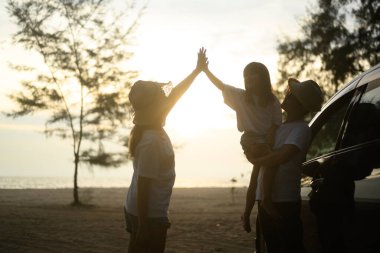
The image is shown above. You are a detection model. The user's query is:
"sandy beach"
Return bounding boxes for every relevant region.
[0,187,319,253]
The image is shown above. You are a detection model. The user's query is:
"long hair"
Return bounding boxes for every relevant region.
[128,80,164,158]
[128,125,144,158]
[243,62,274,107]
[128,125,163,158]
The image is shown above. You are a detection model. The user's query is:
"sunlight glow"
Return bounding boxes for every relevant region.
[166,77,236,139]
[0,0,312,186]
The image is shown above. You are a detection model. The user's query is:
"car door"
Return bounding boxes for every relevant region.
[338,77,380,253]
[300,83,359,253]
[302,72,380,253]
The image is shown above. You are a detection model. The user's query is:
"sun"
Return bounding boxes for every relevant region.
[130,33,238,138]
[165,77,234,139]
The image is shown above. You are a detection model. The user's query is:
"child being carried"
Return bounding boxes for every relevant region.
[201,54,282,217]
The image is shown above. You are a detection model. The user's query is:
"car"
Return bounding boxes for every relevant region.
[301,63,380,253]
[256,63,380,253]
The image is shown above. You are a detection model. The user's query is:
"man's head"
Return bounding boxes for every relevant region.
[282,78,324,118]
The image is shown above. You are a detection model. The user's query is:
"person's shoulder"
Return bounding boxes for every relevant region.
[290,120,309,129]
[299,120,310,128]
[223,84,245,94]
[281,120,309,132]
[291,121,311,137]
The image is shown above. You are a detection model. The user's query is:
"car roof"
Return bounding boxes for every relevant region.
[329,63,380,102]
[309,63,380,126]
[357,63,380,87]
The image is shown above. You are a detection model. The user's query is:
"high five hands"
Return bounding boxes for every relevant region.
[196,47,209,73]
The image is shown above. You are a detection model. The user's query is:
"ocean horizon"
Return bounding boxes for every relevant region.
[0,176,247,189]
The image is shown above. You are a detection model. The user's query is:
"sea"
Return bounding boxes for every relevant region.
[0,176,244,189]
[0,176,132,189]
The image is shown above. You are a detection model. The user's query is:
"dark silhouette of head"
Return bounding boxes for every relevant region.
[282,78,323,120]
[243,62,273,106]
[129,80,168,127]
[128,80,168,157]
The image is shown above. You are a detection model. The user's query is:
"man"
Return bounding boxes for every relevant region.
[242,78,324,253]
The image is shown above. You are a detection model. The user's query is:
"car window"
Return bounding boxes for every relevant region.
[306,92,353,160]
[342,79,380,147]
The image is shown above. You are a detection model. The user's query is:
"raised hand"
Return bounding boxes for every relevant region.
[196,47,208,72]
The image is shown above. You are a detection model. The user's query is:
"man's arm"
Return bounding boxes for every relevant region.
[250,144,300,168]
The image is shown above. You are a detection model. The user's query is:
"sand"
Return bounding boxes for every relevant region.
[0,188,319,253]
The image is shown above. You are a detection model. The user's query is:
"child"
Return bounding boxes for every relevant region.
[200,51,282,217]
[125,48,206,253]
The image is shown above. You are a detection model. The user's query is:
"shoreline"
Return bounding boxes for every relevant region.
[0,176,250,189]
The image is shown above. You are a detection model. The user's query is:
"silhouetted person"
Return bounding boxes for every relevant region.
[124,48,207,253]
[250,79,323,253]
[200,51,282,219]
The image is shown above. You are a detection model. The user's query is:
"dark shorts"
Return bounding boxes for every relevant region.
[124,209,171,233]
[240,132,270,158]
[258,201,306,253]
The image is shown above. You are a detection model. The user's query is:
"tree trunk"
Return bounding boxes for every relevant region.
[72,153,80,205]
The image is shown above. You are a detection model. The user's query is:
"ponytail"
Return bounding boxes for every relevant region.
[128,126,144,158]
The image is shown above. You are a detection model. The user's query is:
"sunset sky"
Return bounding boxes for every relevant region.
[0,0,312,187]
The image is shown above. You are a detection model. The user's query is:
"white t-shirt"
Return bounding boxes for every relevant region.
[256,120,311,202]
[222,84,282,137]
[125,129,175,218]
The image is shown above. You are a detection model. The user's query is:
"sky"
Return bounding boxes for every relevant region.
[0,0,312,187]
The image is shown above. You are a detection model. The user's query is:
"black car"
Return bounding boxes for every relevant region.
[256,64,380,253]
[301,63,380,253]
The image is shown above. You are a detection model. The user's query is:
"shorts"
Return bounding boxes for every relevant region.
[124,209,171,233]
[240,132,270,158]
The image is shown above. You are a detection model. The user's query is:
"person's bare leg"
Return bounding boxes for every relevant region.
[261,166,280,218]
